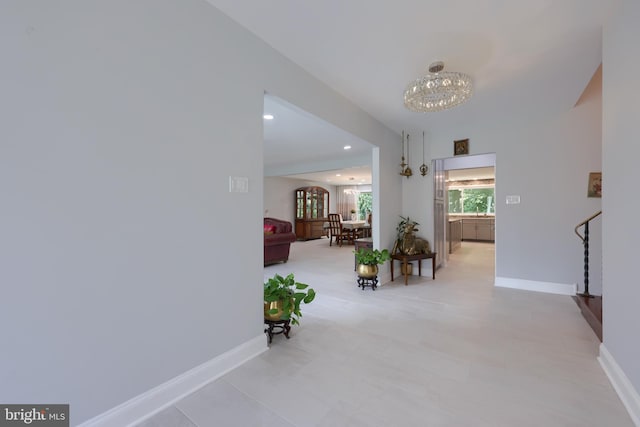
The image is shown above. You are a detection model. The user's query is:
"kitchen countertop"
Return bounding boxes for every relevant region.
[449,216,494,220]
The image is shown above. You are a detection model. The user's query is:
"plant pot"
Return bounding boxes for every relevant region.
[264,300,287,321]
[356,264,378,279]
[401,262,413,275]
[351,213,357,221]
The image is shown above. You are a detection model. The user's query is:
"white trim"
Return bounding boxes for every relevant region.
[78,334,268,427]
[377,271,391,286]
[494,276,577,295]
[598,344,640,426]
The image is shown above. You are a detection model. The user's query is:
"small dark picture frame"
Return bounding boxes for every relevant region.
[587,172,602,198]
[454,139,469,156]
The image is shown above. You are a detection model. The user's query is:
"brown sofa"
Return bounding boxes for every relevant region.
[264,217,297,265]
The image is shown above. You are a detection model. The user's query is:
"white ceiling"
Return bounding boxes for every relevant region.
[263,95,373,184]
[284,166,372,187]
[213,1,612,182]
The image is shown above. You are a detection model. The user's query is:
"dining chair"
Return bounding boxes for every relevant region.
[361,212,372,238]
[328,213,351,247]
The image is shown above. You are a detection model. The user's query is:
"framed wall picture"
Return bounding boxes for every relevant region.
[454,139,469,156]
[587,172,602,198]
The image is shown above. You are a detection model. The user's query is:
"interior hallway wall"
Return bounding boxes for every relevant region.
[0,1,401,424]
[602,0,640,405]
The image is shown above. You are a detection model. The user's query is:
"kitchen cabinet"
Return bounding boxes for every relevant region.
[461,218,495,242]
[476,220,493,241]
[448,219,462,253]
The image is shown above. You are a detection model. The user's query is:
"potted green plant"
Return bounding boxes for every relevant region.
[263,273,316,325]
[354,248,390,278]
[350,208,357,220]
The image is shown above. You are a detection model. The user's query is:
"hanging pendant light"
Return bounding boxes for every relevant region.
[404,133,412,178]
[399,131,412,178]
[420,131,429,176]
[399,130,407,176]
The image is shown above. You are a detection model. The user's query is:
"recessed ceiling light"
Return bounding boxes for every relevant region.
[263,114,274,120]
[336,174,341,177]
[344,145,351,150]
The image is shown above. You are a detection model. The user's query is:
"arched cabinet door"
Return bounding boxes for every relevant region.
[294,186,329,240]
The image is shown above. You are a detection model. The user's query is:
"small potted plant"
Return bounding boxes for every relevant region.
[354,248,390,278]
[350,208,357,221]
[264,273,316,325]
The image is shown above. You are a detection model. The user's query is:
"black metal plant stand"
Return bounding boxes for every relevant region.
[264,319,291,343]
[357,275,378,290]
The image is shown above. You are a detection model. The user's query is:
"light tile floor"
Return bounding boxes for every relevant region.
[137,239,632,426]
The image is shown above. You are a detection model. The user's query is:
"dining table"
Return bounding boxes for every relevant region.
[341,220,368,243]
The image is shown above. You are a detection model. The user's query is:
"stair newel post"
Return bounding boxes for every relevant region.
[574,211,600,299]
[581,221,593,298]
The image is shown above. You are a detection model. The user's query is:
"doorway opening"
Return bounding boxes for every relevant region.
[262,93,380,260]
[433,153,496,275]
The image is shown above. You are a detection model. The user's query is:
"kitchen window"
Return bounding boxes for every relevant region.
[448,187,495,215]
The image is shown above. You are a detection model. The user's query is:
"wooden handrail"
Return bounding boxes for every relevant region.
[574,211,602,242]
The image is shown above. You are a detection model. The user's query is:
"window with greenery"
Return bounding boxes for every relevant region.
[357,192,372,219]
[448,187,494,214]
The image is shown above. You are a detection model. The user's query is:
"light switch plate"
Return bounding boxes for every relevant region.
[506,195,520,205]
[229,176,249,193]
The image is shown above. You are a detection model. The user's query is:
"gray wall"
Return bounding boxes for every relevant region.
[402,67,603,291]
[602,0,640,396]
[0,1,401,424]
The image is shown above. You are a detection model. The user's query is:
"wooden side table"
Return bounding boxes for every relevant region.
[390,252,437,285]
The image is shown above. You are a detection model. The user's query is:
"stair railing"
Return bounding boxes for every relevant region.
[574,210,602,298]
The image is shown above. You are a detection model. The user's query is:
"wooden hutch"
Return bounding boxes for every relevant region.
[295,186,329,240]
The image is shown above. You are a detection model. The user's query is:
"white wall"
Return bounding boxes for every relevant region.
[602,0,640,399]
[403,66,602,292]
[0,1,401,424]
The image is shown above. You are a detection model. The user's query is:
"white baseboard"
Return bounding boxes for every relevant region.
[494,276,577,295]
[377,271,391,286]
[78,334,268,427]
[598,344,640,426]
